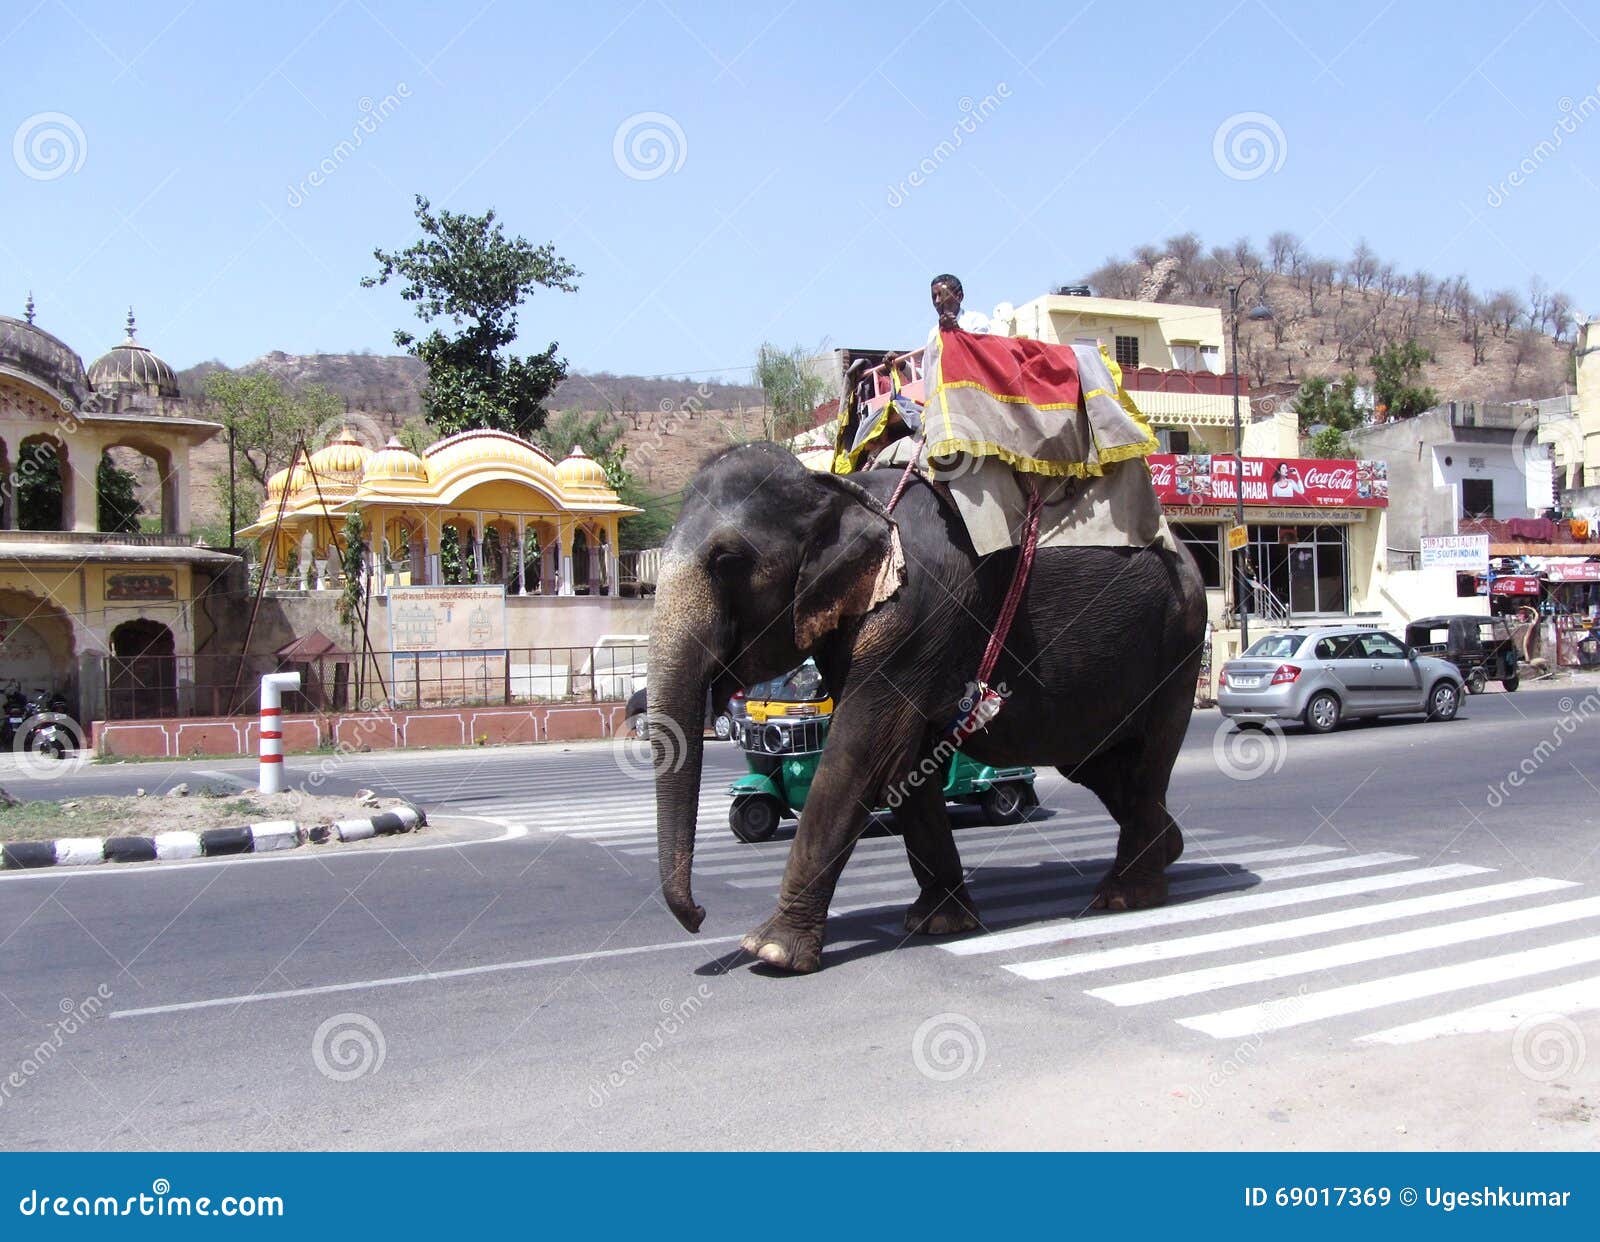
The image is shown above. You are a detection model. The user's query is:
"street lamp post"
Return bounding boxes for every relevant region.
[1228,284,1273,650]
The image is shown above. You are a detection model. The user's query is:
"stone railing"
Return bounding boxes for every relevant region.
[0,529,199,547]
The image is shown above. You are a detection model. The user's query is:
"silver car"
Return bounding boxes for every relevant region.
[1218,627,1464,733]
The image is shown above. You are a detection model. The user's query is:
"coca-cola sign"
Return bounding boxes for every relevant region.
[1147,454,1387,509]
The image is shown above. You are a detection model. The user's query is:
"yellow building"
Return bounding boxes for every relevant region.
[238,427,640,597]
[0,307,233,723]
[990,292,1298,457]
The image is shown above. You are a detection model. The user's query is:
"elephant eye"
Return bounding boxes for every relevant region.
[711,548,750,577]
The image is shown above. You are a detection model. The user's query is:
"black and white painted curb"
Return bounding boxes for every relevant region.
[0,805,426,870]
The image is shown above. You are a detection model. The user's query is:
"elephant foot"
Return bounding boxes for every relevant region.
[1091,870,1169,912]
[903,887,981,936]
[1161,824,1184,865]
[740,914,823,974]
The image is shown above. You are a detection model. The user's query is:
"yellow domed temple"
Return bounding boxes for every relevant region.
[238,427,640,595]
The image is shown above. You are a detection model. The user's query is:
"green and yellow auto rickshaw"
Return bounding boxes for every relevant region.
[726,691,1038,843]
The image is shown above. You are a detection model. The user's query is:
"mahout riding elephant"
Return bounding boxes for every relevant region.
[650,442,1207,973]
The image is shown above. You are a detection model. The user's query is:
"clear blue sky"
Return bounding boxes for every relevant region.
[4,0,1598,380]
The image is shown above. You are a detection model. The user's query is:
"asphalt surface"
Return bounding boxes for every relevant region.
[1,682,1598,1150]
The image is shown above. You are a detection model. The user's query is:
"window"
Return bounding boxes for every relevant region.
[1358,633,1407,660]
[1462,478,1494,519]
[1114,335,1140,368]
[1171,521,1222,588]
[1243,634,1302,658]
[1171,342,1200,370]
[1313,635,1360,660]
[1199,344,1222,374]
[1158,429,1191,454]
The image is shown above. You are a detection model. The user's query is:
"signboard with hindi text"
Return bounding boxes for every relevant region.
[386,585,508,707]
[1148,455,1388,509]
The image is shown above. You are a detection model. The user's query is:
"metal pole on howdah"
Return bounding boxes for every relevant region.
[258,671,301,794]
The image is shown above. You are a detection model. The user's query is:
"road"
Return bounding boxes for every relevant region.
[1,683,1597,1150]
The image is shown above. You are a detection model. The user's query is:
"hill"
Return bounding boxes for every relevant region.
[1077,233,1578,406]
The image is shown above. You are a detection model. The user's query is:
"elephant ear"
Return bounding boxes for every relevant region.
[793,474,906,650]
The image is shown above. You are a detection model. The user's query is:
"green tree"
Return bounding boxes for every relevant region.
[336,511,366,630]
[617,480,679,551]
[1307,426,1350,459]
[96,454,142,533]
[1291,373,1365,432]
[755,342,828,443]
[203,371,344,532]
[363,194,580,438]
[1368,340,1438,420]
[534,409,629,485]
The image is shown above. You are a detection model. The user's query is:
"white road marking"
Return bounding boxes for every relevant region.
[700,828,1139,877]
[1008,877,1577,981]
[1357,975,1600,1045]
[1088,890,1600,1005]
[1179,934,1600,1039]
[948,860,1477,957]
[110,931,748,1019]
[826,838,1290,902]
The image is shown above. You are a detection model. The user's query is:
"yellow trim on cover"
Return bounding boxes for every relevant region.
[926,433,1160,478]
[936,379,1083,412]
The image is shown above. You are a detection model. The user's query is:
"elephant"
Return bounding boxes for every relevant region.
[650,441,1208,973]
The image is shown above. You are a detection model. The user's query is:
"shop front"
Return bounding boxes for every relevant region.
[1149,454,1390,677]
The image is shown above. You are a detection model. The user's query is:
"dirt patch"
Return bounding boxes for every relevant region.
[0,786,415,843]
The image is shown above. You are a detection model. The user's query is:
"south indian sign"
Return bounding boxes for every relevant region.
[1420,534,1491,571]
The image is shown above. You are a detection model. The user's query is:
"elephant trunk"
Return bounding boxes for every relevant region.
[650,559,715,933]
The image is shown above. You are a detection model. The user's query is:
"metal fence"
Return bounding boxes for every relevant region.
[102,644,650,721]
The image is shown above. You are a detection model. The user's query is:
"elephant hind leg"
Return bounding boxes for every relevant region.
[1064,739,1184,912]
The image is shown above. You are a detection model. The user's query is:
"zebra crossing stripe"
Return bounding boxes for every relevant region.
[1008,877,1577,982]
[1178,934,1600,1040]
[701,828,1145,878]
[723,834,1139,889]
[829,838,1291,903]
[1356,974,1600,1045]
[1087,890,1600,1006]
[948,860,1481,958]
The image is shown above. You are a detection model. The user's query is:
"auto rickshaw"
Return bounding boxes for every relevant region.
[727,710,1039,842]
[1403,614,1520,694]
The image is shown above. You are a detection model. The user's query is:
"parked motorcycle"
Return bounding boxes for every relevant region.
[1,683,74,758]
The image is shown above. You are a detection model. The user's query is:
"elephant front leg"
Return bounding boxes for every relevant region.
[740,710,916,973]
[891,738,980,936]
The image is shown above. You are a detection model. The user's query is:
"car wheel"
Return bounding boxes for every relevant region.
[1466,669,1487,695]
[980,782,1028,825]
[1502,675,1519,692]
[729,795,782,843]
[626,713,649,740]
[713,712,733,740]
[1427,680,1460,722]
[1303,690,1341,734]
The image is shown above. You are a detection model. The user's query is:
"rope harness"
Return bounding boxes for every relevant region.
[880,438,1044,738]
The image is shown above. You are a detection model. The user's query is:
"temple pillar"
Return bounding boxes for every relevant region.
[558,520,575,596]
